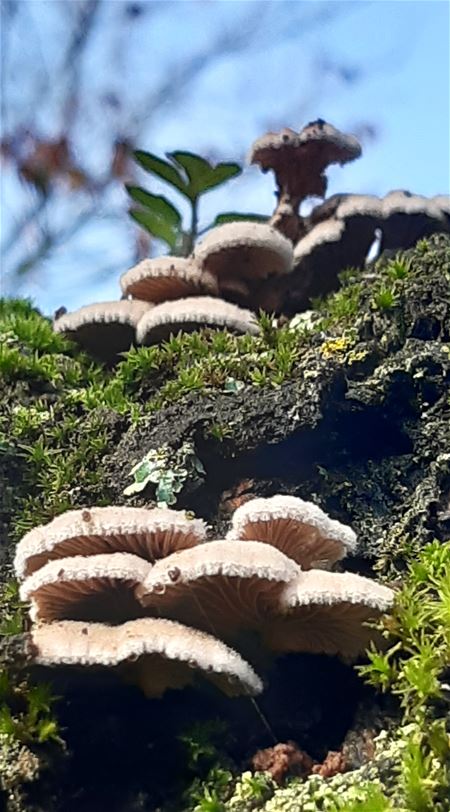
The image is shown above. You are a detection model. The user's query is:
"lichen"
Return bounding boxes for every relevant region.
[123,441,206,505]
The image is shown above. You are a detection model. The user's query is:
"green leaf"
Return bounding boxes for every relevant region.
[126,186,181,227]
[130,208,180,251]
[133,150,188,197]
[169,151,241,199]
[213,212,268,226]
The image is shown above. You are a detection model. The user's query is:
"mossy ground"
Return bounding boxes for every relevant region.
[1,235,449,811]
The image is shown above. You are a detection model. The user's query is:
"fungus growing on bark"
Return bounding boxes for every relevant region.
[120,256,218,303]
[136,296,260,345]
[261,570,394,659]
[216,276,251,308]
[136,539,300,639]
[14,506,207,579]
[379,190,450,250]
[431,194,450,227]
[53,300,151,363]
[20,553,150,622]
[249,119,361,241]
[193,221,293,281]
[227,495,357,569]
[253,219,349,314]
[30,618,263,697]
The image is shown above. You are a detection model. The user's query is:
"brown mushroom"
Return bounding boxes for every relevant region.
[261,570,394,659]
[53,300,151,363]
[249,119,361,240]
[136,539,300,640]
[379,190,449,250]
[136,296,260,345]
[226,495,357,569]
[193,222,293,281]
[14,506,207,579]
[20,553,150,623]
[120,257,218,303]
[216,276,251,308]
[272,207,377,314]
[30,618,264,697]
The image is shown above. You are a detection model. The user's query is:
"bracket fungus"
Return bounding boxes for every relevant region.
[49,123,449,360]
[226,495,357,570]
[136,539,300,640]
[119,256,218,303]
[16,496,394,699]
[261,570,394,659]
[193,221,294,281]
[250,119,361,241]
[53,300,151,363]
[136,296,260,345]
[20,553,150,623]
[30,618,263,697]
[378,190,450,250]
[14,506,207,579]
[280,192,450,311]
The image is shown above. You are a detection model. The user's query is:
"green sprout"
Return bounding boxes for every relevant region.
[129,149,266,256]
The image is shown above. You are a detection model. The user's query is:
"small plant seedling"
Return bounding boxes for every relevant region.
[129,149,266,255]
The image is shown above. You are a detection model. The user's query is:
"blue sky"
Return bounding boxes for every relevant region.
[1,0,449,313]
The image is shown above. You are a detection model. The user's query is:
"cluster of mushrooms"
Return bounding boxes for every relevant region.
[15,495,394,699]
[53,119,450,363]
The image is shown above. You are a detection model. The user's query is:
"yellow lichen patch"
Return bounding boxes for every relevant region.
[320,335,355,359]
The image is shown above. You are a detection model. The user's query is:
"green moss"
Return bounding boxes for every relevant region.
[360,540,450,811]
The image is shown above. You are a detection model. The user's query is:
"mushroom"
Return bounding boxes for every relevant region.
[431,194,450,228]
[261,570,394,659]
[136,539,300,640]
[216,276,251,308]
[14,506,207,580]
[379,190,449,250]
[30,618,263,697]
[226,495,357,569]
[193,222,294,281]
[249,119,361,241]
[53,300,151,363]
[20,553,150,623]
[120,257,219,303]
[136,296,260,345]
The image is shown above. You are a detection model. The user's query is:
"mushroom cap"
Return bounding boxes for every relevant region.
[297,119,362,165]
[379,191,449,248]
[333,194,382,223]
[120,257,219,303]
[193,222,294,280]
[226,495,357,569]
[431,194,450,219]
[14,506,207,580]
[261,570,394,659]
[288,217,374,312]
[249,120,361,198]
[31,618,263,697]
[136,296,260,345]
[20,553,150,623]
[53,300,151,363]
[293,219,346,263]
[136,539,300,639]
